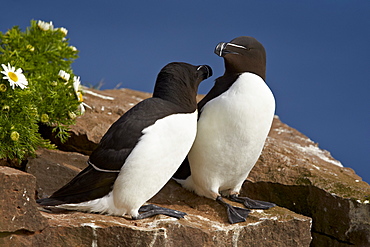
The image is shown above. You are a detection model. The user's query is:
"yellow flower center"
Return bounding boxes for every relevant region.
[0,84,7,92]
[77,92,83,102]
[8,72,18,82]
[41,113,49,123]
[10,131,20,141]
[26,44,35,52]
[2,105,10,111]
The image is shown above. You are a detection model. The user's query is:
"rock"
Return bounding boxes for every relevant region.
[242,116,370,246]
[26,148,88,199]
[3,149,312,246]
[2,201,312,247]
[0,166,48,232]
[3,210,311,246]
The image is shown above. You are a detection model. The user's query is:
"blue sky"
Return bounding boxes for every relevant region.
[2,1,369,183]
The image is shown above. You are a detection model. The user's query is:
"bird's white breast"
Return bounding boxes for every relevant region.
[187,73,275,198]
[59,110,198,217]
[112,110,198,216]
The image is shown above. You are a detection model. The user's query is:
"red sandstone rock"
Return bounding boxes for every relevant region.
[1,150,312,246]
[0,166,48,232]
[243,116,370,246]
[1,205,312,247]
[26,148,88,199]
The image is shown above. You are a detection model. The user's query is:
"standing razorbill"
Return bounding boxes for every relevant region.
[173,36,276,224]
[37,62,212,220]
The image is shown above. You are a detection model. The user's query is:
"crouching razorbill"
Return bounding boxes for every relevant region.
[173,36,276,224]
[37,62,212,220]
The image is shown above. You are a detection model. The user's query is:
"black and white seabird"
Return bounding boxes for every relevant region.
[37,62,212,220]
[173,36,276,224]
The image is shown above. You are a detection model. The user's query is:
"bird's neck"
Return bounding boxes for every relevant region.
[153,84,197,113]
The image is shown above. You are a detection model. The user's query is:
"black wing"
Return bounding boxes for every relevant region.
[173,75,238,179]
[38,98,183,205]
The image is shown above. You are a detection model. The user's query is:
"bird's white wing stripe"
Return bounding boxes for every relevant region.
[88,160,121,173]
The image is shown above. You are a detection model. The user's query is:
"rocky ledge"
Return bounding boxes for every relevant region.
[1,88,369,246]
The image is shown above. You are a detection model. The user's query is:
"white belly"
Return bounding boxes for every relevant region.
[59,110,198,217]
[186,73,275,199]
[112,110,197,216]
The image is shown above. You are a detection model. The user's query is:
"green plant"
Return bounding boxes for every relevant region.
[0,20,83,163]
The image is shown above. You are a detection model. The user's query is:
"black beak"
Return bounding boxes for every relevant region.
[215,42,245,57]
[198,65,213,79]
[214,42,228,57]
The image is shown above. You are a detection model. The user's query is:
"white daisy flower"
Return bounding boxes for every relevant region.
[79,102,92,114]
[58,27,68,36]
[69,46,78,52]
[1,63,28,89]
[78,103,86,114]
[73,76,91,114]
[73,76,83,101]
[58,70,70,81]
[68,111,77,119]
[37,20,54,31]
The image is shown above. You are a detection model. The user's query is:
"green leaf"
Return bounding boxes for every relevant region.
[0,20,82,163]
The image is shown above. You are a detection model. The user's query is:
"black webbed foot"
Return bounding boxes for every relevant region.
[216,196,251,224]
[229,194,276,209]
[134,204,187,220]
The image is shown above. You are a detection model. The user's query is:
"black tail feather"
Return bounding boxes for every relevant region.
[37,197,65,206]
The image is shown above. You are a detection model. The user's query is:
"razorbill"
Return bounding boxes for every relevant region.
[173,36,276,223]
[37,62,212,220]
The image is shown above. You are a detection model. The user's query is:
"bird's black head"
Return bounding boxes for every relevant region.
[214,36,266,80]
[153,62,212,111]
